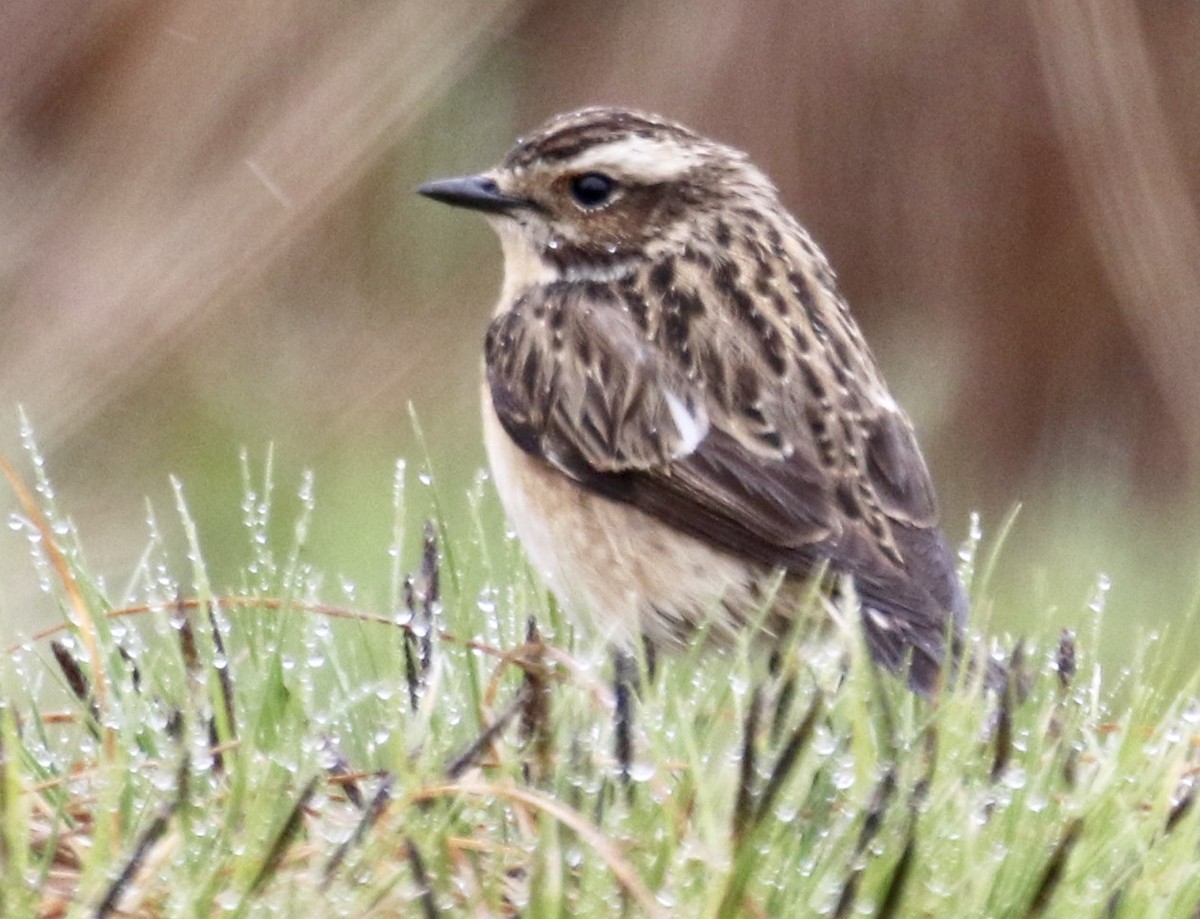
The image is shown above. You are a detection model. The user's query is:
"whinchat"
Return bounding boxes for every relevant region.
[420,108,966,692]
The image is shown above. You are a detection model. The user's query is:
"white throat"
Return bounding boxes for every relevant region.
[490,218,640,308]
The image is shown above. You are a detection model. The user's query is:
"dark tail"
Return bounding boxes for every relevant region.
[852,522,970,694]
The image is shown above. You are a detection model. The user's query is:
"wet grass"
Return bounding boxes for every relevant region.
[2,442,1199,918]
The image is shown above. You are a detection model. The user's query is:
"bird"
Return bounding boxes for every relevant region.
[419,107,967,692]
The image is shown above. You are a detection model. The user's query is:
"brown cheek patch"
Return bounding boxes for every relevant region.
[588,185,666,247]
[540,183,674,262]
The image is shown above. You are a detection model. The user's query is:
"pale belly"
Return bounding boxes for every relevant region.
[481,392,800,647]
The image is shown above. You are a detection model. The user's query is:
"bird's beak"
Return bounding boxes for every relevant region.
[417,174,529,215]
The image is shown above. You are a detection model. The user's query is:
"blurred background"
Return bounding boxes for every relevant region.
[2,0,1199,673]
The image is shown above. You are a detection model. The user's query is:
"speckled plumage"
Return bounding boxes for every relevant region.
[421,107,966,691]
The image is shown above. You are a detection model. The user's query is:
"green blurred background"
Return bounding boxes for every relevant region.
[2,1,1199,673]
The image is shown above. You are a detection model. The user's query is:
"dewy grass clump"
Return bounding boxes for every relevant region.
[1,439,1200,918]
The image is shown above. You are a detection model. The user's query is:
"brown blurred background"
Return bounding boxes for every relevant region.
[2,1,1199,666]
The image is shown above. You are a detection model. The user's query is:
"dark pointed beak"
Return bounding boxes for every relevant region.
[417,174,528,215]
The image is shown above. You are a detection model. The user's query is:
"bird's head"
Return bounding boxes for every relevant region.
[419,107,780,289]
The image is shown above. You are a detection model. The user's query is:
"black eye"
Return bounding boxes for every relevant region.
[569,172,617,208]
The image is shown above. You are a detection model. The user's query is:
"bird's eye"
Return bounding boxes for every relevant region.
[569,172,617,208]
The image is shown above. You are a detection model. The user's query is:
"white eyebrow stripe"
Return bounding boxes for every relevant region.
[566,136,707,182]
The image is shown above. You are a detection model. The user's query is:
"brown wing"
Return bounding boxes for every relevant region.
[486,281,837,562]
[486,276,964,689]
[486,282,710,475]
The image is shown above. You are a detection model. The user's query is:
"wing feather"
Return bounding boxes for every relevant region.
[488,282,842,564]
[485,272,964,689]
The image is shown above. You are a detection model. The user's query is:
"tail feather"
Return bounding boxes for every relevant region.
[851,522,968,694]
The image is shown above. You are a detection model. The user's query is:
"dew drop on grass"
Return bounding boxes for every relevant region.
[1001,767,1027,790]
[191,812,220,840]
[925,878,951,898]
[316,746,340,770]
[1088,573,1112,614]
[774,802,799,823]
[628,762,655,783]
[298,469,315,507]
[150,765,177,793]
[957,512,982,564]
[321,821,356,847]
[31,747,57,770]
[813,726,837,757]
[832,757,856,790]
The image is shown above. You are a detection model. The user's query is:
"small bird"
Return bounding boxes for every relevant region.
[420,107,966,692]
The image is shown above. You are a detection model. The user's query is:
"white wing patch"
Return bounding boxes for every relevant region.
[664,391,709,458]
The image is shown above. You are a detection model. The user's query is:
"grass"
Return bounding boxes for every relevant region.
[1,439,1199,918]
